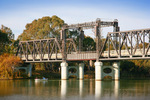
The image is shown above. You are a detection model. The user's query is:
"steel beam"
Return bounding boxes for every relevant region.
[61,29,66,62]
[95,20,101,62]
[66,21,114,29]
[78,27,83,53]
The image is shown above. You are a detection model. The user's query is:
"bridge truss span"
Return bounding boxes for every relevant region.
[16,38,62,62]
[16,38,78,62]
[65,20,115,29]
[16,18,150,62]
[99,28,150,60]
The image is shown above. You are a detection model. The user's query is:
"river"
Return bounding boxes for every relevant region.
[0,79,150,100]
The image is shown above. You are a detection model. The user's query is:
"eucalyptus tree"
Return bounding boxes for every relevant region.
[0,25,15,54]
[18,15,64,40]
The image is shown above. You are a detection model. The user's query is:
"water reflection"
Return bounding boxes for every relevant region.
[0,79,150,100]
[28,79,32,87]
[114,80,120,99]
[79,80,84,97]
[95,81,102,99]
[61,80,67,99]
[95,80,120,100]
[61,80,84,99]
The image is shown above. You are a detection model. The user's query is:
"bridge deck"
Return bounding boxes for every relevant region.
[20,49,150,62]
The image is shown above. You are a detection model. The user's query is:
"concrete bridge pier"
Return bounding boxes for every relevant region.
[61,62,68,80]
[95,61,120,81]
[61,62,84,80]
[79,63,84,80]
[113,62,120,80]
[94,62,103,81]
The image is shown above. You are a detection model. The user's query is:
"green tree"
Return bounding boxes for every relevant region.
[83,36,96,51]
[0,25,15,54]
[18,15,64,40]
[17,16,64,71]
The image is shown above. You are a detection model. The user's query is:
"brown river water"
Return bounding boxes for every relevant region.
[0,79,150,100]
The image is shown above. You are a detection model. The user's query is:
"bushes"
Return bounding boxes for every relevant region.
[120,60,150,78]
[0,53,23,79]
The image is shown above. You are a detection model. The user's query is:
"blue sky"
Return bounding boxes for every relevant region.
[0,0,150,39]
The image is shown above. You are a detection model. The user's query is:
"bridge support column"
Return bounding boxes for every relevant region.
[61,62,68,80]
[27,64,32,77]
[95,62,103,81]
[79,63,84,80]
[113,62,120,80]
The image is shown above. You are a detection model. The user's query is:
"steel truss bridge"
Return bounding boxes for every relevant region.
[16,18,150,62]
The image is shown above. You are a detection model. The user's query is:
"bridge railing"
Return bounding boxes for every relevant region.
[16,38,63,62]
[67,51,97,61]
[99,28,150,60]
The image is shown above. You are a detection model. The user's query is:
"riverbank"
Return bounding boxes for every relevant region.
[1,70,150,80]
[31,70,95,79]
[32,70,61,79]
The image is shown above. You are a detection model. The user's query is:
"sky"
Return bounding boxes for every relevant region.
[0,0,150,39]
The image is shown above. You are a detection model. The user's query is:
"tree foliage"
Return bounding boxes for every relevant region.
[0,53,23,79]
[18,15,64,40]
[0,25,15,54]
[83,36,96,51]
[17,16,64,72]
[120,60,150,78]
